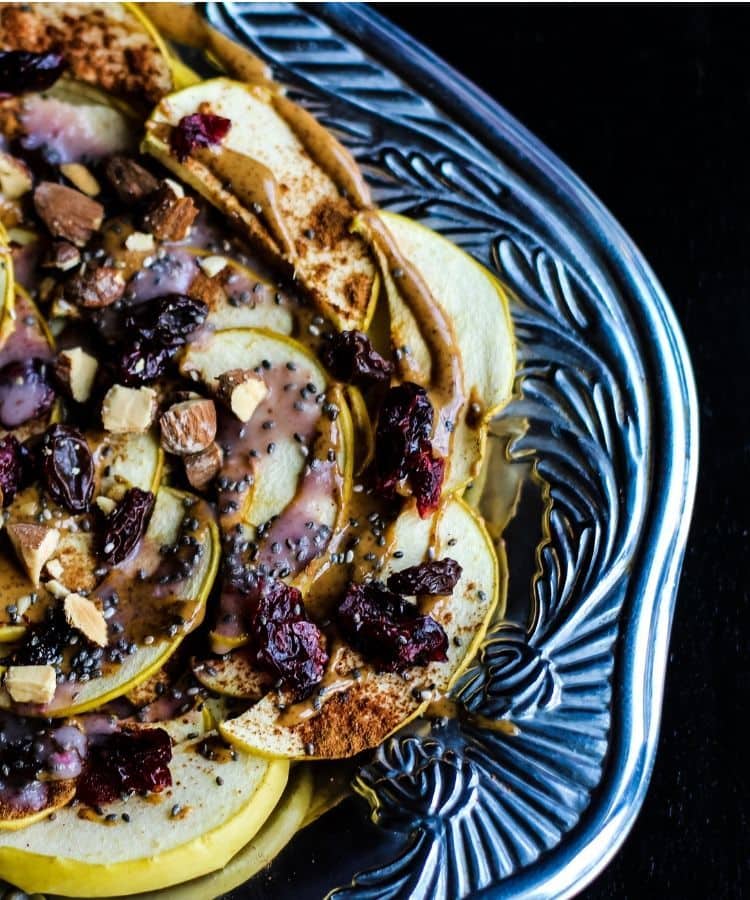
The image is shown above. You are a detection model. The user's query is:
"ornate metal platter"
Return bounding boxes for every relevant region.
[203,3,699,898]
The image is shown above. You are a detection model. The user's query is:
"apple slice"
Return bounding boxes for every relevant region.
[0,734,289,896]
[181,328,352,651]
[219,496,500,759]
[356,211,516,493]
[0,224,14,344]
[0,431,163,640]
[0,487,220,716]
[143,78,378,330]
[0,780,76,833]
[90,766,313,900]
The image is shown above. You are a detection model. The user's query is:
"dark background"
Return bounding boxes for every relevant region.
[370,5,747,898]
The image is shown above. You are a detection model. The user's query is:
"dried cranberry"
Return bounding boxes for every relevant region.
[41,424,94,513]
[114,341,172,386]
[76,728,172,806]
[0,51,67,98]
[100,487,155,566]
[410,448,445,518]
[336,581,448,673]
[375,382,434,491]
[170,113,231,162]
[125,295,208,348]
[0,435,23,506]
[0,359,55,428]
[387,558,462,596]
[321,330,393,386]
[243,576,327,698]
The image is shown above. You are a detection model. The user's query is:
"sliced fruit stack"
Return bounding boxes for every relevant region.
[0,3,515,896]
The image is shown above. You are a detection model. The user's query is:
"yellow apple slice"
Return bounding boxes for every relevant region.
[356,211,516,493]
[0,779,76,833]
[0,734,289,896]
[219,496,500,759]
[0,223,14,343]
[0,487,220,716]
[0,431,163,641]
[143,78,378,330]
[86,766,313,900]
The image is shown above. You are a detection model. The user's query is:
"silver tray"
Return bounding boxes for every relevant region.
[196,4,699,897]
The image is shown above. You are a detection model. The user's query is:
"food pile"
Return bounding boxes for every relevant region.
[0,3,515,896]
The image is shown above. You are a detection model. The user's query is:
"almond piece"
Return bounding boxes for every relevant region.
[218,369,268,422]
[5,665,57,705]
[54,347,99,403]
[45,558,65,580]
[44,579,69,599]
[33,182,104,246]
[6,524,60,587]
[198,255,228,278]
[43,241,81,272]
[125,231,155,252]
[64,264,125,308]
[102,385,157,433]
[142,182,198,241]
[160,398,217,455]
[64,593,108,647]
[60,162,101,197]
[184,442,223,490]
[0,152,32,200]
[95,495,117,515]
[104,155,159,204]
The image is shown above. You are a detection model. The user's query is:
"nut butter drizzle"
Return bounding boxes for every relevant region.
[271,94,372,209]
[359,211,466,460]
[194,147,296,260]
[277,641,364,729]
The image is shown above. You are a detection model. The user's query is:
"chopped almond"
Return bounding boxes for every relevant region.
[44,579,69,600]
[104,156,159,204]
[102,385,157,433]
[43,241,81,272]
[64,264,125,308]
[160,398,217,455]
[60,162,101,197]
[125,231,155,252]
[95,495,117,515]
[198,255,228,278]
[142,182,198,241]
[5,665,57,705]
[218,369,268,422]
[45,558,65,580]
[64,593,108,647]
[54,347,99,403]
[184,442,223,491]
[0,152,32,200]
[33,181,104,246]
[6,524,60,587]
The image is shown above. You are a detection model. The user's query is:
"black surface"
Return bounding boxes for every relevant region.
[368,5,746,899]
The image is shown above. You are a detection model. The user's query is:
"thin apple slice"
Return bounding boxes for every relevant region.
[0,431,163,640]
[0,487,219,716]
[89,766,313,900]
[143,78,378,329]
[181,328,352,652]
[0,734,289,896]
[0,779,75,833]
[0,224,14,344]
[219,496,499,759]
[356,211,516,493]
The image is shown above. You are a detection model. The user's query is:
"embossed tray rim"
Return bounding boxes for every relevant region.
[313,6,699,896]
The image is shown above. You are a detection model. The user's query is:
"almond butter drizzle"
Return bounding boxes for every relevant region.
[359,211,465,459]
[271,93,372,208]
[277,641,364,728]
[195,147,296,259]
